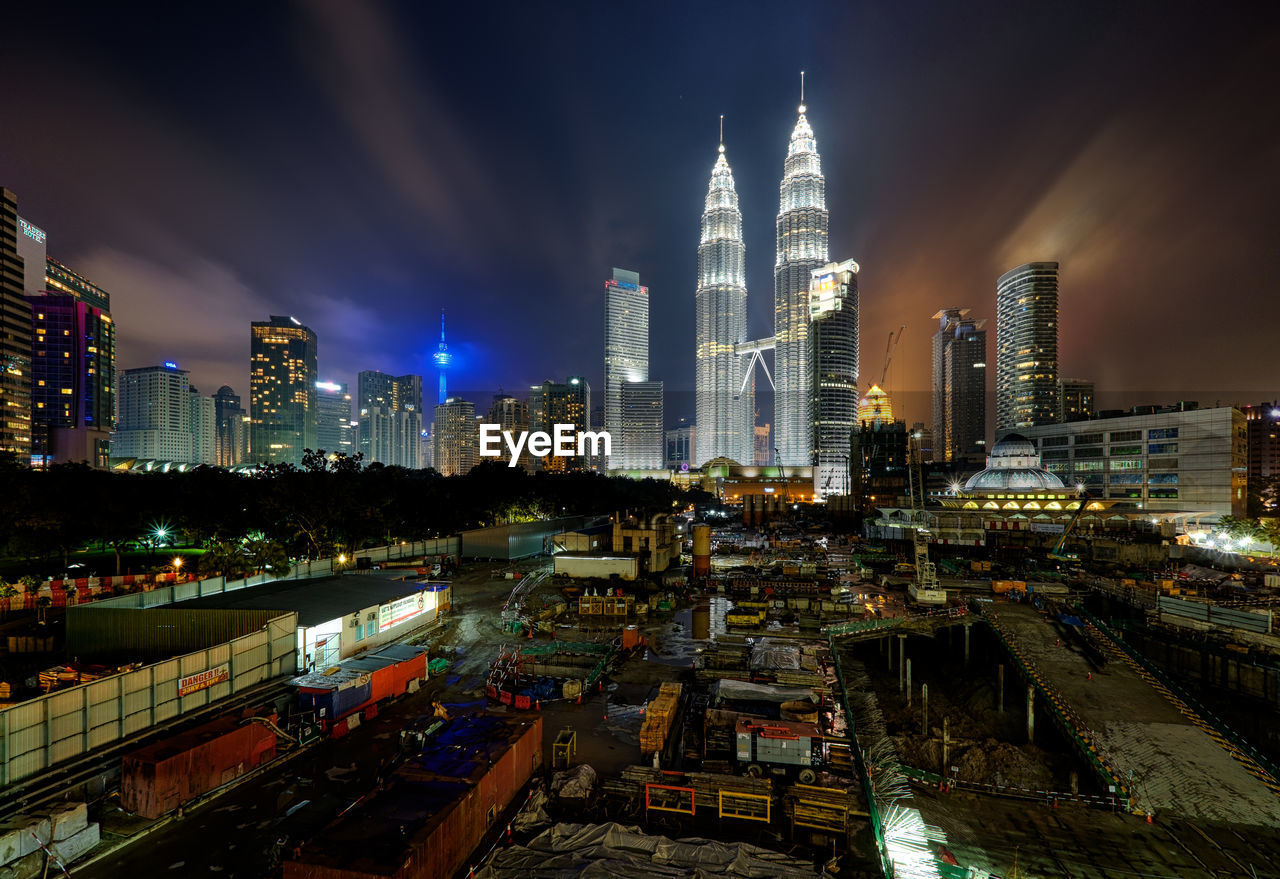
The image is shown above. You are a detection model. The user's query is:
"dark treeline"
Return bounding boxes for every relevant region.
[1,452,701,570]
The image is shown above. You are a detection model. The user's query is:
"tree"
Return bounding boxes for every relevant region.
[245,538,292,579]
[0,585,17,621]
[199,540,249,579]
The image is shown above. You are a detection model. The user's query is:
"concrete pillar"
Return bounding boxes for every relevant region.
[1070,771,1079,795]
[886,635,893,671]
[942,717,950,776]
[922,683,928,733]
[906,659,913,705]
[964,623,971,666]
[898,636,906,693]
[1026,685,1035,744]
[997,664,1005,713]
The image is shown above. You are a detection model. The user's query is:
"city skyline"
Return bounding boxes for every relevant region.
[1,3,1276,429]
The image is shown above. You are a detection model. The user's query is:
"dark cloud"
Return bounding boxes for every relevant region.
[1,1,1276,425]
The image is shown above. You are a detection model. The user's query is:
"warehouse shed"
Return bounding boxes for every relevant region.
[460,516,594,560]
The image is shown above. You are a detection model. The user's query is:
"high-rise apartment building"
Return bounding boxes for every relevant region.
[488,393,531,471]
[250,315,317,467]
[25,263,115,467]
[212,385,249,467]
[357,371,422,468]
[809,260,859,500]
[0,189,33,460]
[316,381,354,457]
[619,380,663,470]
[995,262,1059,432]
[1058,378,1095,423]
[931,307,987,464]
[1239,402,1280,503]
[529,376,590,472]
[695,137,752,467]
[774,99,829,467]
[604,268,649,466]
[188,386,218,465]
[433,397,477,476]
[111,363,214,463]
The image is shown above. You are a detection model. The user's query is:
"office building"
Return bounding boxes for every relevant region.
[213,385,249,467]
[529,376,590,472]
[808,260,859,500]
[433,397,477,476]
[188,386,218,465]
[995,262,1059,432]
[931,307,987,464]
[604,268,649,466]
[112,363,214,463]
[356,371,422,468]
[1238,402,1280,513]
[25,264,115,467]
[754,424,772,466]
[1020,404,1248,520]
[618,380,663,470]
[419,428,433,471]
[912,423,935,465]
[665,421,695,471]
[316,381,354,457]
[488,393,531,471]
[1058,378,1095,423]
[250,315,317,467]
[774,97,829,467]
[0,189,33,460]
[695,136,752,466]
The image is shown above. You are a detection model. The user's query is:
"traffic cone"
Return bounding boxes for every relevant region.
[536,699,541,711]
[1146,811,1153,824]
[1087,672,1092,681]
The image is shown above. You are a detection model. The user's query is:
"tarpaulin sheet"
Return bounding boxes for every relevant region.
[712,680,816,706]
[551,764,597,800]
[748,638,801,671]
[1057,613,1084,627]
[474,822,817,878]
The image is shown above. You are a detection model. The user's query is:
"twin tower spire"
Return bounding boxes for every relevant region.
[694,74,829,467]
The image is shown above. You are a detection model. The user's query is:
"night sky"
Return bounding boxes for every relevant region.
[2,2,1278,426]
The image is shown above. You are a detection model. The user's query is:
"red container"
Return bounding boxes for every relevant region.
[121,714,277,819]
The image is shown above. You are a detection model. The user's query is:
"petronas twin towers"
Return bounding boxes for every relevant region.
[694,94,829,467]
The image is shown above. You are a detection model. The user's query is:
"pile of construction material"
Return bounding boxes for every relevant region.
[0,803,99,877]
[639,682,681,755]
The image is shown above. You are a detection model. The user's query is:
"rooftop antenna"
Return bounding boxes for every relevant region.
[719,114,724,144]
[800,70,806,110]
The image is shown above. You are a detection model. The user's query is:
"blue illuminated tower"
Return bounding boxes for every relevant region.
[432,309,452,405]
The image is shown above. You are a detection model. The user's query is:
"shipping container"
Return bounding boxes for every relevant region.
[121,713,277,819]
[371,644,428,695]
[284,715,541,879]
[341,655,399,704]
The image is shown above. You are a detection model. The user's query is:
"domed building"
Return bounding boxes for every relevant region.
[962,433,1066,493]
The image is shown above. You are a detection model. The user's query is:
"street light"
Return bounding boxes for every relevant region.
[173,557,183,569]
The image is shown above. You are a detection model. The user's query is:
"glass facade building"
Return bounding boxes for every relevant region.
[809,260,859,499]
[433,397,477,476]
[357,371,422,468]
[316,381,354,457]
[996,262,1059,432]
[774,102,829,467]
[529,376,590,472]
[618,380,664,470]
[250,315,317,467]
[931,307,987,464]
[0,189,33,459]
[604,268,649,467]
[695,140,752,466]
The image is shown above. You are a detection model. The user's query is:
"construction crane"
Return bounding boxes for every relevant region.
[880,325,906,387]
[1048,487,1091,562]
[906,430,945,605]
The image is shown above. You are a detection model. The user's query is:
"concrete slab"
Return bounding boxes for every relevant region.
[997,603,1280,825]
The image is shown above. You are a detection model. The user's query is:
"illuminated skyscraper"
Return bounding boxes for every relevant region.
[250,315,317,466]
[604,268,649,467]
[112,363,214,464]
[0,188,33,460]
[529,376,590,472]
[996,262,1059,432]
[694,131,751,466]
[619,380,663,470]
[774,87,828,466]
[357,371,422,468]
[213,385,249,466]
[488,393,531,471]
[809,260,859,499]
[932,307,987,463]
[432,397,477,476]
[316,381,354,456]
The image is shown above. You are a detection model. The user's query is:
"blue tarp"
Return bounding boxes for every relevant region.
[1057,613,1084,627]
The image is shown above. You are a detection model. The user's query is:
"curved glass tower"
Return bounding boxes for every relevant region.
[774,101,829,467]
[695,140,752,466]
[995,262,1059,432]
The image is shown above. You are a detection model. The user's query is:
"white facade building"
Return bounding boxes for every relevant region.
[604,268,649,467]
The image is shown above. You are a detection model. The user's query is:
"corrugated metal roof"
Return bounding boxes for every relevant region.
[170,573,423,627]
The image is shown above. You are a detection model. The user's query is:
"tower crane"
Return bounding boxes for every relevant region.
[880,325,906,388]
